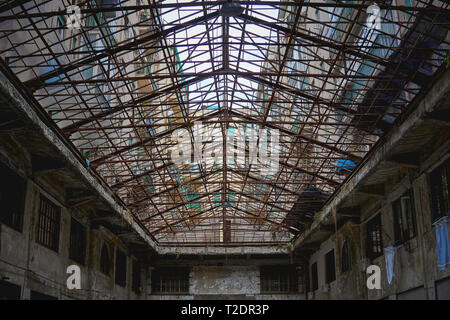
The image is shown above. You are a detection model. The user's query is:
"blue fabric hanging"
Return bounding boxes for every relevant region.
[83,151,90,170]
[384,244,396,284]
[335,159,356,175]
[435,216,450,271]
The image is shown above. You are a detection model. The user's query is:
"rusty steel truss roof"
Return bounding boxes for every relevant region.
[0,0,449,246]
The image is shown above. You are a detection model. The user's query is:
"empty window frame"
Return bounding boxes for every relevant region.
[311,262,318,291]
[132,260,141,294]
[341,241,351,273]
[325,249,336,284]
[151,267,189,294]
[366,214,383,260]
[429,162,450,223]
[393,190,417,243]
[0,163,26,232]
[100,243,112,276]
[36,195,60,252]
[260,265,297,293]
[115,249,127,287]
[69,218,87,265]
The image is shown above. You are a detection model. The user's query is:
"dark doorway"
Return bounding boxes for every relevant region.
[0,280,21,300]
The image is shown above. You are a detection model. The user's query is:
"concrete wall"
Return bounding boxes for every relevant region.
[190,266,260,296]
[0,154,146,300]
[308,225,364,300]
[148,265,305,300]
[307,148,450,300]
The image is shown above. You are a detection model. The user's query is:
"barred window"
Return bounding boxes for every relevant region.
[36,195,60,252]
[69,218,86,265]
[0,162,26,232]
[115,249,127,287]
[393,190,417,243]
[430,162,450,222]
[366,214,383,260]
[260,265,297,293]
[151,267,189,294]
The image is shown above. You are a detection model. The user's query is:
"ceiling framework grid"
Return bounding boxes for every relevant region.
[0,0,448,247]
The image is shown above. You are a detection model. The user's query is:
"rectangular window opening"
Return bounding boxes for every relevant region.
[36,195,60,252]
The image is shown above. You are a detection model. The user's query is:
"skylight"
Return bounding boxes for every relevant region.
[0,0,448,245]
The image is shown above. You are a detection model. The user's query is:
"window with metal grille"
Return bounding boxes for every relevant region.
[151,267,189,294]
[325,249,336,284]
[0,162,26,232]
[223,220,231,243]
[132,260,141,294]
[341,241,351,273]
[430,162,450,223]
[260,265,297,293]
[393,190,417,243]
[100,243,111,276]
[69,218,86,265]
[115,249,127,287]
[366,214,383,260]
[36,195,60,252]
[311,262,318,291]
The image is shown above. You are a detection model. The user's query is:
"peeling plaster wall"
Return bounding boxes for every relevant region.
[190,266,260,296]
[0,150,146,300]
[308,223,364,300]
[307,145,450,300]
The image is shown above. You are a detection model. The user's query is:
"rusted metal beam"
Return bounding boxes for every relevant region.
[24,10,221,90]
